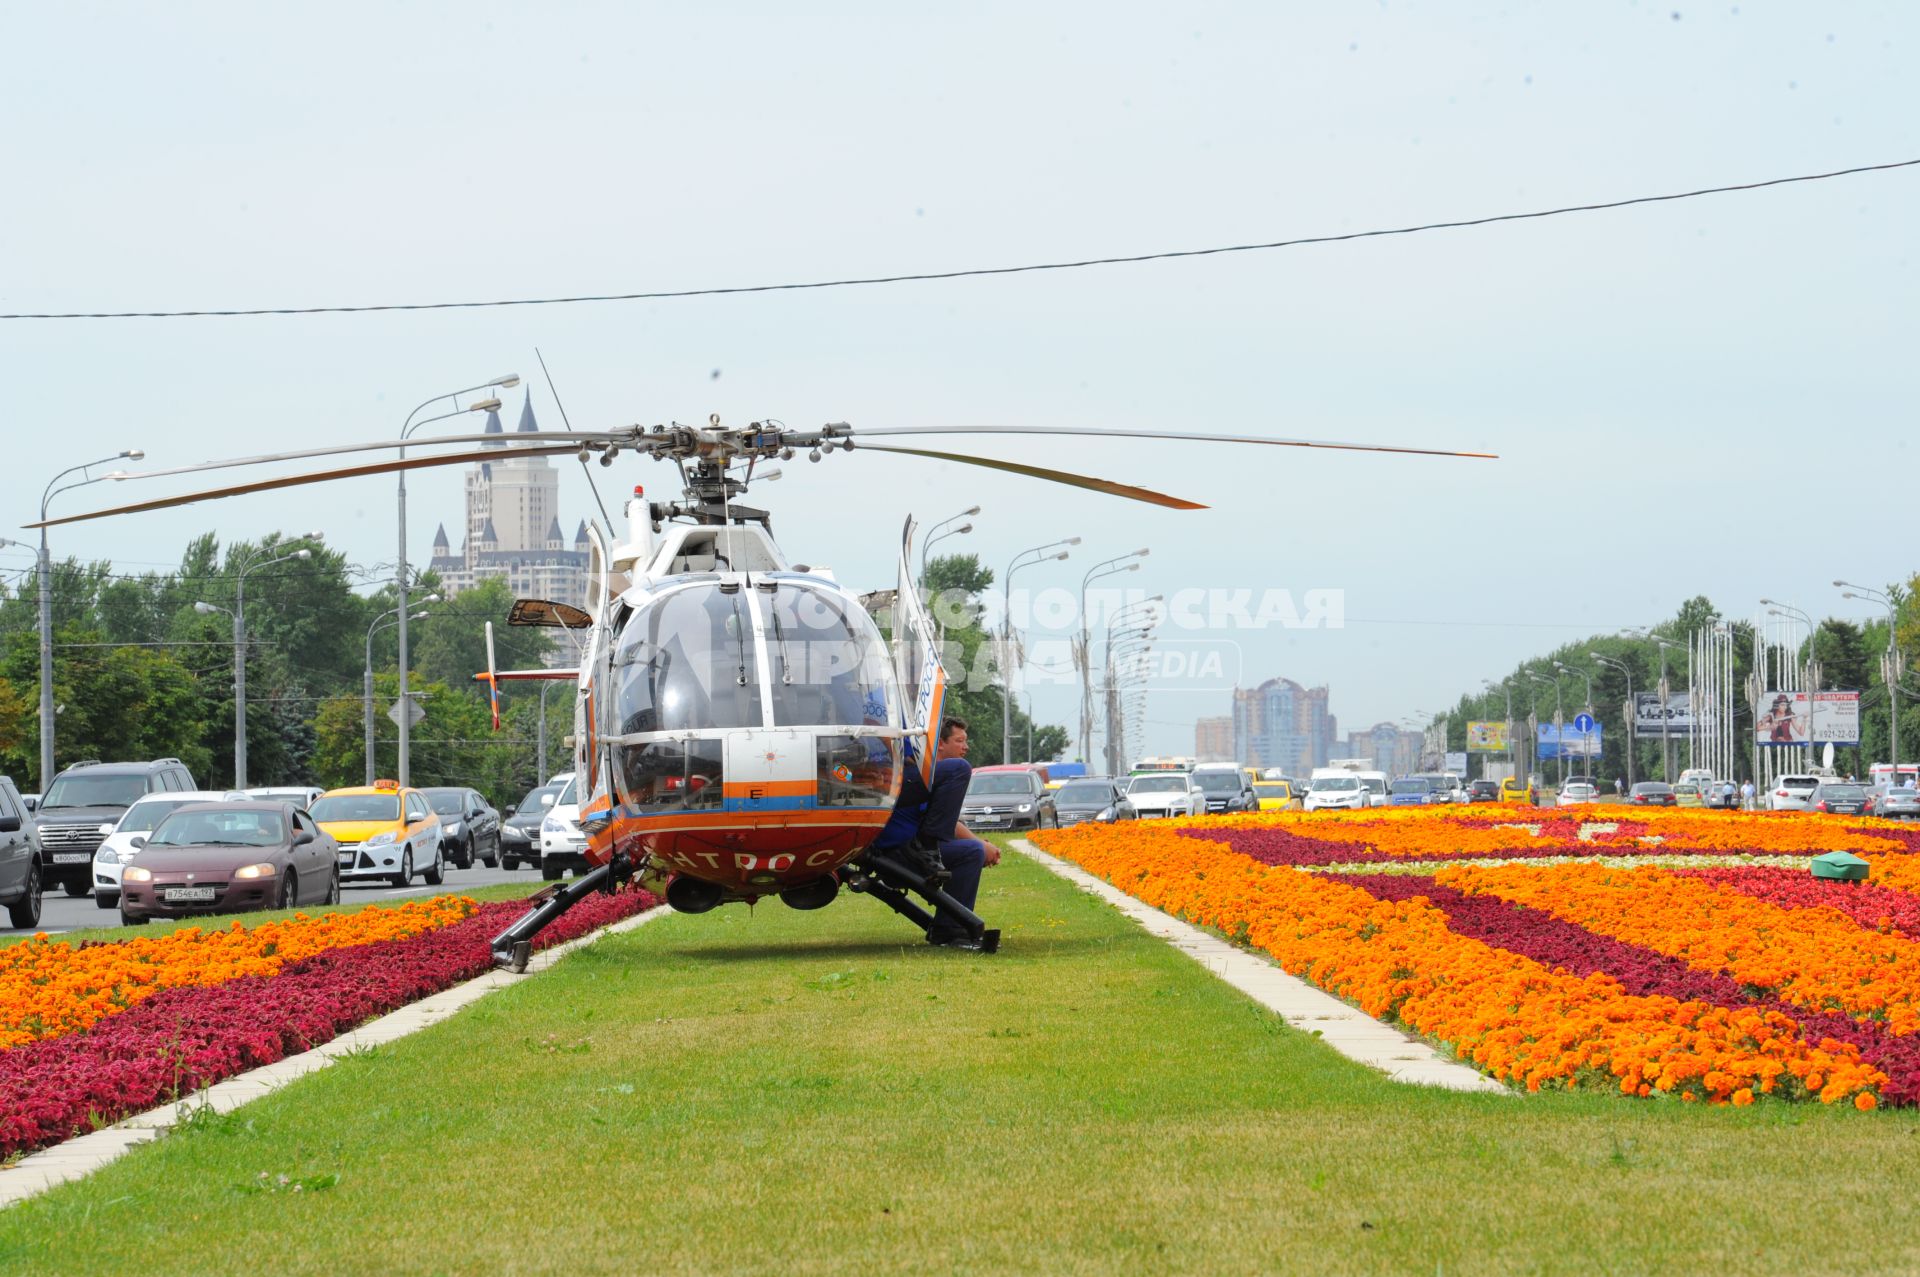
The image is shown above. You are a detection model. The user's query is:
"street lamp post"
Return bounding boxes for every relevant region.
[1839,582,1902,781]
[1102,595,1161,776]
[1555,661,1594,779]
[37,450,145,788]
[363,599,436,785]
[1590,653,1634,789]
[396,377,519,787]
[196,539,320,788]
[1001,538,1079,763]
[920,506,981,580]
[1077,549,1148,765]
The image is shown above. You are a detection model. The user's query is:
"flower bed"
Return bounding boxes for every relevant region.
[1032,809,1920,1107]
[0,897,476,1051]
[0,889,658,1158]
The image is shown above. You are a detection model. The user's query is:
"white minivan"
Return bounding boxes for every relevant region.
[539,774,588,880]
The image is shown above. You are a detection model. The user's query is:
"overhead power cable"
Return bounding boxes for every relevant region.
[4,159,1913,321]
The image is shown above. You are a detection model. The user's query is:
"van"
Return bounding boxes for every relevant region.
[1355,770,1389,807]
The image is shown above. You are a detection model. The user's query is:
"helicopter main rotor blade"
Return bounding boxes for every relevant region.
[856,444,1207,510]
[852,425,1497,460]
[104,429,632,484]
[26,443,584,529]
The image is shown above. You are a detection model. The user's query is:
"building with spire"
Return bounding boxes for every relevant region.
[426,392,591,606]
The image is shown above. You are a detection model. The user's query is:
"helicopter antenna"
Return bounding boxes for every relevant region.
[538,345,620,529]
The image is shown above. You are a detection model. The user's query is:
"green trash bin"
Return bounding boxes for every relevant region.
[1810,851,1870,882]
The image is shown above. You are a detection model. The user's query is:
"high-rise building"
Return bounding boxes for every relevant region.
[427,393,590,608]
[1231,678,1336,776]
[1194,715,1233,762]
[1340,723,1423,776]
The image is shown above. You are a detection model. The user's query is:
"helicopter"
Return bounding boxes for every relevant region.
[30,413,1493,967]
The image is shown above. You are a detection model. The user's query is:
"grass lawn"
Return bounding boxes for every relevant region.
[3,843,1919,1275]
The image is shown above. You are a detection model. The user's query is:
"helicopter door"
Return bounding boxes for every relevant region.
[578,523,619,836]
[894,517,948,786]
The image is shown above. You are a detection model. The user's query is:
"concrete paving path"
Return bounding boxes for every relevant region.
[0,905,672,1208]
[1012,839,1507,1096]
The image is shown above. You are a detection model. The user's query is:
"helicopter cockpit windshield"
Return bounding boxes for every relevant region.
[608,579,901,817]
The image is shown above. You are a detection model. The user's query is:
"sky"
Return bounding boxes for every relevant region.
[1,1,1913,759]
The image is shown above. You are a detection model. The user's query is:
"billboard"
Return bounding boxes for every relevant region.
[1536,722,1603,761]
[1632,691,1695,738]
[1755,690,1861,746]
[1443,751,1469,778]
[1466,721,1511,752]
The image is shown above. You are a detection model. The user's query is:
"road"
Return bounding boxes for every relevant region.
[35,861,547,935]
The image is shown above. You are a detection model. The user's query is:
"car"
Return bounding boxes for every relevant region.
[31,758,198,898]
[1707,782,1740,810]
[1499,777,1537,805]
[1126,773,1203,818]
[0,776,43,930]
[1628,781,1677,807]
[1557,782,1598,806]
[1387,777,1440,807]
[1766,774,1822,812]
[500,784,560,870]
[1303,773,1368,812]
[1869,783,1920,820]
[1466,779,1500,803]
[93,789,248,909]
[243,786,324,810]
[1051,778,1136,826]
[422,787,502,869]
[540,774,589,880]
[1808,781,1871,816]
[960,766,1059,831]
[1188,764,1259,814]
[1356,772,1390,807]
[1674,781,1705,807]
[118,802,340,924]
[1252,780,1299,811]
[311,780,445,887]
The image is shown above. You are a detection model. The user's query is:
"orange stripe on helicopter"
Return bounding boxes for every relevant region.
[719,780,817,799]
[607,810,892,832]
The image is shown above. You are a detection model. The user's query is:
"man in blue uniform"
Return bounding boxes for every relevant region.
[872,715,1000,948]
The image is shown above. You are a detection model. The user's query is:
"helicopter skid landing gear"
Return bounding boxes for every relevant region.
[489,855,638,972]
[843,847,1000,954]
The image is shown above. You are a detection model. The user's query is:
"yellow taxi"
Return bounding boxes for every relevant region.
[309,780,445,888]
[1253,780,1300,811]
[1499,777,1537,805]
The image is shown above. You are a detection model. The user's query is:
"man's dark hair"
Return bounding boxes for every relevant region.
[939,716,969,741]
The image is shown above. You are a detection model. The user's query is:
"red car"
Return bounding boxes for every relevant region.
[118,802,341,925]
[1628,782,1677,806]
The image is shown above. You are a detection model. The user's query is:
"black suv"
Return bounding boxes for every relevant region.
[34,759,198,896]
[0,777,41,929]
[959,767,1058,832]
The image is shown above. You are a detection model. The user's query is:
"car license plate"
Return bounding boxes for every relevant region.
[163,886,216,902]
[53,853,90,864]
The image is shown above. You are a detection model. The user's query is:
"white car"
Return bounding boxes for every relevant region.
[1126,774,1201,818]
[1304,774,1368,812]
[1557,782,1598,806]
[1767,774,1822,812]
[540,774,589,880]
[244,786,323,810]
[1356,772,1389,807]
[93,790,248,909]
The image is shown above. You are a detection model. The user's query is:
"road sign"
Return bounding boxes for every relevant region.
[1573,712,1596,734]
[387,697,426,728]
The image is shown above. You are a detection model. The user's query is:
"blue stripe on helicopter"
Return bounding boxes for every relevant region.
[722,796,818,813]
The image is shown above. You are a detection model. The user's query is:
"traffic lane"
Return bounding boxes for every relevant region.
[31,862,545,934]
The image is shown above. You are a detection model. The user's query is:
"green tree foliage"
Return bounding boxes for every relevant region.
[0,627,210,787]
[408,575,551,701]
[920,554,1065,764]
[310,674,545,809]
